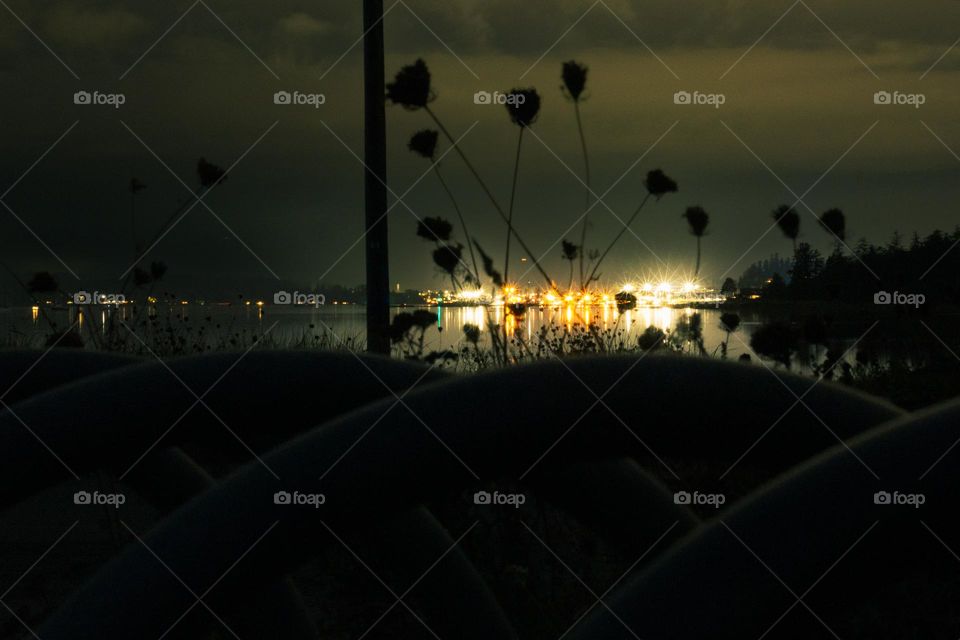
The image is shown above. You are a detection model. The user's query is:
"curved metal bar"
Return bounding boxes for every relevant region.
[0,351,448,508]
[529,458,700,554]
[126,447,319,639]
[37,355,901,639]
[0,350,512,639]
[352,506,520,639]
[569,399,960,639]
[0,350,138,404]
[127,450,517,640]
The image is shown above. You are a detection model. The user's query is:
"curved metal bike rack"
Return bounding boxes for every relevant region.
[569,398,960,639]
[24,354,907,639]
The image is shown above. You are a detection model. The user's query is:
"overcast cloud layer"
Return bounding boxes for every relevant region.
[1,0,958,295]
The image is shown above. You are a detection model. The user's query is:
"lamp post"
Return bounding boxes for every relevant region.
[363,0,390,354]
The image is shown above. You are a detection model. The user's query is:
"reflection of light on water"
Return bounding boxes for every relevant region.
[634,307,674,332]
[505,313,516,338]
[31,305,38,323]
[460,306,486,330]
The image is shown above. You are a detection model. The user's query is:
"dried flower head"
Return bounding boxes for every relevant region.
[416,217,453,242]
[150,261,167,281]
[644,169,678,199]
[463,323,481,345]
[27,271,58,293]
[720,312,741,333]
[197,158,227,189]
[505,88,541,127]
[819,208,846,241]
[408,129,439,159]
[683,206,710,237]
[432,243,464,274]
[561,61,588,101]
[133,267,151,287]
[772,205,800,241]
[474,241,503,287]
[386,59,433,110]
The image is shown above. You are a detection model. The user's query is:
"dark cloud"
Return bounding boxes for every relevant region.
[0,0,958,292]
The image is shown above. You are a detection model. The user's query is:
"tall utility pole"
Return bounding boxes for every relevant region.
[363,0,390,354]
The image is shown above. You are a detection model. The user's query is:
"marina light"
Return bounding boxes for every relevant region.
[657,282,672,294]
[459,289,484,300]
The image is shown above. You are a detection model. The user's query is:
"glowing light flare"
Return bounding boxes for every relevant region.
[458,289,485,301]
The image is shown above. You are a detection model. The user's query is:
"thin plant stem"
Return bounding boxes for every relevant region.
[424,106,555,288]
[586,193,653,287]
[130,191,138,262]
[573,101,591,290]
[120,186,209,295]
[433,163,480,284]
[504,127,525,285]
[695,236,702,277]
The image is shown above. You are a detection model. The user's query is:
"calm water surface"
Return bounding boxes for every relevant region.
[2,304,761,359]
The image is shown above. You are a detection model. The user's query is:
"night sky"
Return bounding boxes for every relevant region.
[1,0,958,296]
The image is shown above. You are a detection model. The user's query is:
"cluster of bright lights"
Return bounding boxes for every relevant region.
[458,289,485,301]
[426,271,719,307]
[488,280,705,307]
[625,281,699,296]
